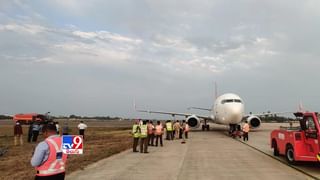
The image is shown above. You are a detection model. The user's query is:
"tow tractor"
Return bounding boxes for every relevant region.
[271,112,320,164]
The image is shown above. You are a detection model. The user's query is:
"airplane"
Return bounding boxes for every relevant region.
[135,93,287,133]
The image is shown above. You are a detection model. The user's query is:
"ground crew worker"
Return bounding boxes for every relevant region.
[28,122,33,143]
[62,121,69,135]
[147,121,155,146]
[181,120,187,144]
[55,122,60,135]
[32,122,41,142]
[184,121,190,139]
[242,121,250,141]
[14,122,23,146]
[165,120,173,140]
[155,121,163,147]
[31,124,67,180]
[173,120,181,139]
[132,120,140,152]
[77,121,87,139]
[139,120,149,153]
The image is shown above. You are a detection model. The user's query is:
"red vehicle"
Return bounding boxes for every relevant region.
[13,113,49,124]
[271,112,320,164]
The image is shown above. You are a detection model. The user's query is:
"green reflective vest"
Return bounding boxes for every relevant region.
[140,125,148,138]
[132,124,140,138]
[166,122,173,131]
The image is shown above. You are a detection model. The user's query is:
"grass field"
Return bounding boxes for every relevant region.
[0,119,132,180]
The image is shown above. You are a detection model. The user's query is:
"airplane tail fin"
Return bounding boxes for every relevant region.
[133,98,137,111]
[214,81,218,100]
[298,101,304,112]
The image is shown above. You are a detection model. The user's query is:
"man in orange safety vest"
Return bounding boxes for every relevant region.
[31,124,68,180]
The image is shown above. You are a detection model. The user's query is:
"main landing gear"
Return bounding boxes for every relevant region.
[229,124,242,138]
[202,120,210,131]
[229,124,241,134]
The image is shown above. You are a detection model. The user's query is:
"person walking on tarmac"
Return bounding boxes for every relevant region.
[242,121,250,141]
[181,120,187,144]
[155,121,163,147]
[184,120,190,139]
[173,120,181,140]
[31,124,68,180]
[132,120,140,152]
[139,120,149,153]
[165,120,174,140]
[147,121,155,146]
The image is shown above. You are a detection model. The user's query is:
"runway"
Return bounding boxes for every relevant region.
[67,124,311,180]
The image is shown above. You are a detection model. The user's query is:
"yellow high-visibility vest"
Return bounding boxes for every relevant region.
[166,122,173,131]
[132,124,140,138]
[140,125,148,138]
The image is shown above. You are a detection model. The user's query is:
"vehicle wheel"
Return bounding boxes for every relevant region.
[206,125,210,131]
[272,140,279,156]
[285,145,296,164]
[202,125,205,131]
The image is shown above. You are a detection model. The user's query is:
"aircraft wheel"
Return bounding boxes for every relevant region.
[206,125,210,131]
[202,125,205,131]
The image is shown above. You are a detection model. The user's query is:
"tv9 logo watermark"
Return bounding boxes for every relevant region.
[62,135,83,154]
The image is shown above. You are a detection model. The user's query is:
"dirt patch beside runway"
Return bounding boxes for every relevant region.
[0,119,132,180]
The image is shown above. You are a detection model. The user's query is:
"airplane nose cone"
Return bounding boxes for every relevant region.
[230,108,243,122]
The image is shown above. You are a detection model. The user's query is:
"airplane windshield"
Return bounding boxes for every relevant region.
[221,99,242,104]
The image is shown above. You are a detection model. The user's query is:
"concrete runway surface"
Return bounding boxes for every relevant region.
[67,123,312,180]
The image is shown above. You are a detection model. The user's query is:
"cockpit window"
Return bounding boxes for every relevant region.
[221,99,242,104]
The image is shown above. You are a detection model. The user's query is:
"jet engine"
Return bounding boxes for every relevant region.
[186,115,200,128]
[246,115,261,129]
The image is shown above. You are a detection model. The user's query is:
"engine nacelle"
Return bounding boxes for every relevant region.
[186,115,200,129]
[247,115,261,129]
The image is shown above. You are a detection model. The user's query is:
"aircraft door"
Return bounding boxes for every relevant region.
[304,116,319,157]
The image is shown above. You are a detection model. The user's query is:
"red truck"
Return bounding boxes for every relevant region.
[13,113,49,124]
[270,112,320,164]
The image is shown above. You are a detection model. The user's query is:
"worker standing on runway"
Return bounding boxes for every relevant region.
[242,121,250,141]
[147,121,155,146]
[165,120,173,140]
[181,120,187,144]
[139,120,149,153]
[132,120,140,152]
[31,124,68,180]
[155,121,163,147]
[184,120,189,139]
[14,122,23,146]
[173,120,181,140]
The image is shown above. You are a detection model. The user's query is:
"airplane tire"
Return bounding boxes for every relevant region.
[285,145,296,164]
[202,125,205,131]
[206,125,210,131]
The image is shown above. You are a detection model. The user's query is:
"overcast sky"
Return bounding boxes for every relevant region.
[0,0,319,118]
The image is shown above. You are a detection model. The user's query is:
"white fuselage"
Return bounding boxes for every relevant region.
[211,93,245,125]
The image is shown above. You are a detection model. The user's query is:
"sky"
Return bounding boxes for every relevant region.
[0,0,320,119]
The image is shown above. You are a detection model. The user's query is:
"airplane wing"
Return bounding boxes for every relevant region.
[136,109,212,120]
[187,107,212,111]
[244,111,292,117]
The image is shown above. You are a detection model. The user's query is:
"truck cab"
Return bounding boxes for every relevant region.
[270,112,320,164]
